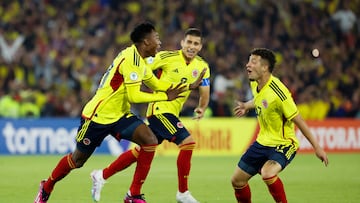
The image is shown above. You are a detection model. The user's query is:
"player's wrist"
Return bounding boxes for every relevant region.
[188,83,194,90]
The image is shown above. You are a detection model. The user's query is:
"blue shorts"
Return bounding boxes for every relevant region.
[147,113,190,145]
[76,113,144,154]
[238,141,297,176]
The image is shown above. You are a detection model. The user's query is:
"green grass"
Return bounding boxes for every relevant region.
[0,153,359,203]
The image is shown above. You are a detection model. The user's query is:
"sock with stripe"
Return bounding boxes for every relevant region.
[43,153,76,194]
[103,147,139,179]
[263,175,287,203]
[129,144,157,196]
[177,142,195,192]
[234,183,251,203]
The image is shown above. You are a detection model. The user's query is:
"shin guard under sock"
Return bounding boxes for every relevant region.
[234,183,251,203]
[177,142,195,192]
[103,147,139,179]
[263,175,287,203]
[129,144,157,195]
[44,153,76,193]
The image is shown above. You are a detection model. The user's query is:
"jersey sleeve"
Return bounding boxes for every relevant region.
[143,64,172,91]
[280,89,299,120]
[203,64,210,79]
[120,59,143,86]
[126,84,168,103]
[201,64,211,86]
[121,57,168,103]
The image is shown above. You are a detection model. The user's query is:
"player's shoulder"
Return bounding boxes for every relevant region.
[268,76,291,101]
[121,45,136,55]
[158,50,180,59]
[270,76,288,90]
[121,45,142,66]
[194,55,209,66]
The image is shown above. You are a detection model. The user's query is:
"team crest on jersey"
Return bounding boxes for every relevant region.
[83,138,91,145]
[192,70,199,78]
[177,122,184,128]
[130,72,138,81]
[262,99,268,108]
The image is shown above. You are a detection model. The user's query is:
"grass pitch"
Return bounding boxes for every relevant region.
[0,153,359,203]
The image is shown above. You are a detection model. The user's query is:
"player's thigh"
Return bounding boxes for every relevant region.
[238,141,269,176]
[76,118,112,154]
[111,113,157,145]
[148,113,190,145]
[132,123,158,145]
[268,143,297,170]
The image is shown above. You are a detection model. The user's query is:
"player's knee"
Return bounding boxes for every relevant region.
[74,160,86,168]
[136,132,158,145]
[144,134,158,145]
[260,160,282,179]
[260,170,276,179]
[179,141,196,150]
[178,135,196,146]
[231,175,247,188]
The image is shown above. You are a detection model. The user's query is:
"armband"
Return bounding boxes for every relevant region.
[201,78,210,86]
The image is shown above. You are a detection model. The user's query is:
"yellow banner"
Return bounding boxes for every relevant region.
[155,118,257,156]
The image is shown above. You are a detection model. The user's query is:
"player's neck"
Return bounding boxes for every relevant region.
[135,44,148,59]
[181,52,193,65]
[257,73,271,91]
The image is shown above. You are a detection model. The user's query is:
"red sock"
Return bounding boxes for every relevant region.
[43,153,76,194]
[234,184,251,203]
[177,142,195,192]
[129,144,157,195]
[263,176,287,203]
[103,147,139,179]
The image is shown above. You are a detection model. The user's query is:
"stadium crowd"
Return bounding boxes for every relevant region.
[0,0,359,119]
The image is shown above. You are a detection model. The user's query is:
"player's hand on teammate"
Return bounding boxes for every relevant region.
[166,83,186,101]
[233,101,249,117]
[189,68,207,90]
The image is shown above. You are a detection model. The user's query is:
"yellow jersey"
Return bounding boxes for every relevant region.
[82,45,170,124]
[251,75,300,148]
[146,50,210,117]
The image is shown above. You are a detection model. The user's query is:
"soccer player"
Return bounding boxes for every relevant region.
[231,48,329,203]
[34,22,202,203]
[90,28,210,203]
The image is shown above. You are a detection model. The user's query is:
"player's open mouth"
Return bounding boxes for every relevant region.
[187,49,195,54]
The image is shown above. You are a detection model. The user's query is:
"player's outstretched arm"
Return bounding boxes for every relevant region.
[292,114,329,166]
[233,100,254,117]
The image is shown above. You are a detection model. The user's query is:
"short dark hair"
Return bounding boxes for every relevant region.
[184,28,202,38]
[130,22,155,43]
[251,48,276,72]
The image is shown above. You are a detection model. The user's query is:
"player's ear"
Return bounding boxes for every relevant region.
[143,38,150,46]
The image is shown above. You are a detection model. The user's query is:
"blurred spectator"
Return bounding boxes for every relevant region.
[0,80,21,118]
[0,27,24,64]
[331,1,357,49]
[0,0,359,120]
